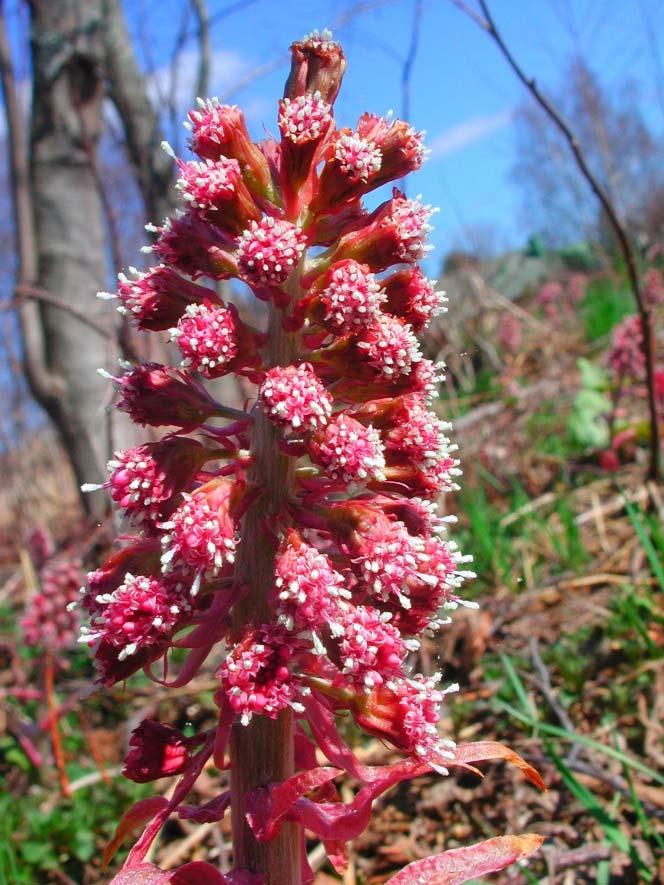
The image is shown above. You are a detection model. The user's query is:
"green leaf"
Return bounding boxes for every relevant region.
[568,389,611,448]
[71,829,96,862]
[19,841,55,867]
[577,357,609,391]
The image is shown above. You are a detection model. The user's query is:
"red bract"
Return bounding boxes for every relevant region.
[124,720,193,783]
[89,30,543,884]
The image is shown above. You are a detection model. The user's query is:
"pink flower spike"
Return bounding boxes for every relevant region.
[274,532,349,631]
[21,559,82,652]
[357,314,422,379]
[309,259,386,334]
[219,624,304,725]
[237,216,306,288]
[279,93,333,145]
[259,363,332,436]
[383,267,447,331]
[609,314,646,380]
[309,412,385,485]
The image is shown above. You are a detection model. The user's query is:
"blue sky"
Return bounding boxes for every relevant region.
[121,0,664,272]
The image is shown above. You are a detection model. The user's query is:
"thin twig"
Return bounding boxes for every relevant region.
[401,0,423,126]
[529,637,580,765]
[11,285,111,339]
[453,0,660,480]
[219,0,396,102]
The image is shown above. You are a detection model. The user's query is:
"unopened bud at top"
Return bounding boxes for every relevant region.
[284,30,346,105]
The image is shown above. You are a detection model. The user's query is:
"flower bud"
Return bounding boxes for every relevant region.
[169,302,265,381]
[186,100,278,202]
[104,265,219,332]
[146,212,238,280]
[303,259,385,334]
[116,363,223,428]
[382,267,447,331]
[278,93,333,209]
[259,363,332,437]
[123,719,192,783]
[100,437,213,530]
[325,189,436,273]
[356,113,428,186]
[175,156,261,234]
[284,30,346,105]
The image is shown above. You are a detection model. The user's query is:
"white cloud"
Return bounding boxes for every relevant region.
[429,109,514,158]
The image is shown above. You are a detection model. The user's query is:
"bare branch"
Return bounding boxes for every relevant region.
[102,0,176,223]
[220,0,396,102]
[11,285,111,340]
[453,0,660,480]
[190,0,211,101]
[401,0,423,124]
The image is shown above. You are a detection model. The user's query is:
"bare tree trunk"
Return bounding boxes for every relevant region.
[27,0,131,516]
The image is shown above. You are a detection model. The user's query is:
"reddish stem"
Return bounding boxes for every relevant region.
[229,292,302,883]
[44,651,71,798]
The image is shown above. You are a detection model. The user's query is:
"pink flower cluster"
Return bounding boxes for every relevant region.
[609,314,646,381]
[87,31,543,884]
[22,557,82,652]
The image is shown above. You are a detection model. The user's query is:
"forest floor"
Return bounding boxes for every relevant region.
[1,273,663,884]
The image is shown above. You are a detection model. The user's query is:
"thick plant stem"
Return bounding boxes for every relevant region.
[229,296,301,883]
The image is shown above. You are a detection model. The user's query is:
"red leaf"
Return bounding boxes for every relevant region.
[110,862,230,885]
[285,757,424,842]
[450,742,546,791]
[104,798,169,868]
[109,863,170,885]
[178,791,230,823]
[124,734,215,867]
[386,834,544,883]
[246,766,342,840]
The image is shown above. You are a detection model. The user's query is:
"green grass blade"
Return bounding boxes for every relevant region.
[496,700,664,785]
[548,746,651,879]
[500,654,537,721]
[622,496,664,592]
